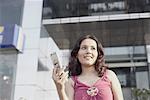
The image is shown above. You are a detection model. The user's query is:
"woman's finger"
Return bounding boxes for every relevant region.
[57,67,65,76]
[60,71,69,80]
[56,71,68,83]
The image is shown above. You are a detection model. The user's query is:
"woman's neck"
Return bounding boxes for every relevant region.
[81,65,97,76]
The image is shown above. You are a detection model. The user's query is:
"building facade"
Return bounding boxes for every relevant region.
[0,0,150,100]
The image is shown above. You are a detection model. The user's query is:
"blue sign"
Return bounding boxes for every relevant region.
[0,24,25,52]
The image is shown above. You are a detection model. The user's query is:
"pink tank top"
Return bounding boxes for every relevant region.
[71,70,113,100]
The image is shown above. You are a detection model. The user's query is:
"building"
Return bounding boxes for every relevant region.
[0,0,150,100]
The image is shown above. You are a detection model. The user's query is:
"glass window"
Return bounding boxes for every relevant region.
[0,51,17,100]
[42,0,150,19]
[0,0,24,25]
[44,19,150,49]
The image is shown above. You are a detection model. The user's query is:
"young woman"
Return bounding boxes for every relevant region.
[52,34,124,100]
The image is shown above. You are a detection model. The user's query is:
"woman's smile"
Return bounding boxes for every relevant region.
[84,55,93,59]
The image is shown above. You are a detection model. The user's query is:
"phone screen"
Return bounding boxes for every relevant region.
[50,52,60,68]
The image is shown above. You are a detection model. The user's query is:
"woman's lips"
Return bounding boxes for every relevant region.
[84,56,93,59]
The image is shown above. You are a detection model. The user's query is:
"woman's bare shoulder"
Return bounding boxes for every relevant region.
[107,69,116,75]
[106,69,118,81]
[67,77,75,87]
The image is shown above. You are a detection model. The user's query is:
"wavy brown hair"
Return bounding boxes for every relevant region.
[68,34,107,77]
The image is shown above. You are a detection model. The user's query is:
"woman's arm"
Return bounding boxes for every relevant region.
[65,78,74,100]
[107,70,124,100]
[52,67,74,100]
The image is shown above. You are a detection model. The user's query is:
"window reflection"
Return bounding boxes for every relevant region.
[88,1,126,15]
[0,0,24,25]
[42,0,150,19]
[0,52,17,100]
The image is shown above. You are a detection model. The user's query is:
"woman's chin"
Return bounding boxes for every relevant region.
[82,63,94,67]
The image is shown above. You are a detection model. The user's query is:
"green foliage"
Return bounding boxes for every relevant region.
[131,88,150,100]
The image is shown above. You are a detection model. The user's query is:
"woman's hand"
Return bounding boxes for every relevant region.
[52,67,69,87]
[52,67,70,100]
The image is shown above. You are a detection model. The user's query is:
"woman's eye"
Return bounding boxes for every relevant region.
[91,47,96,50]
[81,46,86,50]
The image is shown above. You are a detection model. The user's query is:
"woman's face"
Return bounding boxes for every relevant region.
[77,38,98,67]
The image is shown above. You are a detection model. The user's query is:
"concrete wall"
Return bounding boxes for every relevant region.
[13,0,43,100]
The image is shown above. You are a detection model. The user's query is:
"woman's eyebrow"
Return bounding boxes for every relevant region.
[81,45,96,47]
[80,45,87,47]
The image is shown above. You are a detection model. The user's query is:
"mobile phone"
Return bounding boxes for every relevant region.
[50,52,60,68]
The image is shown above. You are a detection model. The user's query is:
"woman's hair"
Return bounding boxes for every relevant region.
[68,34,107,77]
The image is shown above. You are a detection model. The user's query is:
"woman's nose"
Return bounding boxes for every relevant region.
[86,48,92,53]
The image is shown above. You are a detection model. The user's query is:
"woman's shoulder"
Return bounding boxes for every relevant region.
[106,69,118,81]
[67,77,75,87]
[106,69,116,75]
